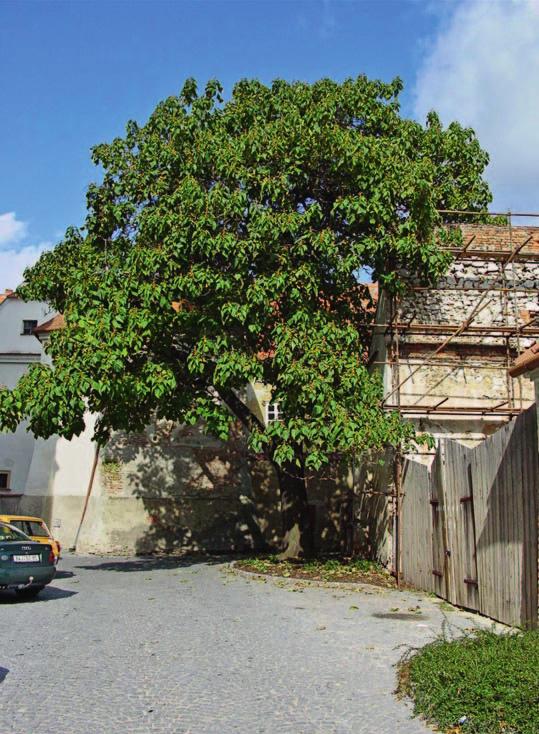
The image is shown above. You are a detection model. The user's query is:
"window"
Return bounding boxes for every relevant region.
[22,319,38,335]
[0,471,10,490]
[265,403,282,423]
[10,520,49,538]
[27,521,50,538]
[0,523,28,542]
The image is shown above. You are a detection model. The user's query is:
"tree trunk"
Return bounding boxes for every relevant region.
[275,461,314,559]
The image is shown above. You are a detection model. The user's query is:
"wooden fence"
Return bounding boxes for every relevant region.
[400,405,539,628]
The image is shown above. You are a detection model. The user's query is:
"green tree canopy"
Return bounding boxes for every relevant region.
[0,76,491,556]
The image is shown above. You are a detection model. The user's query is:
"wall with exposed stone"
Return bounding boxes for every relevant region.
[356,224,539,569]
[379,224,539,440]
[0,414,283,556]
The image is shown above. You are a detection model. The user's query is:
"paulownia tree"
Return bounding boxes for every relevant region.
[0,77,491,557]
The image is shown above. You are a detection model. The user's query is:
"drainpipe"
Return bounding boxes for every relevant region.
[69,443,100,552]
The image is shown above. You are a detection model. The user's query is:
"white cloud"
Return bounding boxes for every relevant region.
[320,0,338,40]
[0,242,51,292]
[0,212,28,247]
[414,0,539,214]
[296,0,338,40]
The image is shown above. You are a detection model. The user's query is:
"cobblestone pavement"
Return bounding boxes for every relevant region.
[0,554,496,734]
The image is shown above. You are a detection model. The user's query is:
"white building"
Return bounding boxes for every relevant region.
[0,292,98,548]
[0,291,54,494]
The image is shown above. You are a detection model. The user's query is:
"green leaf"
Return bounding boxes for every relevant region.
[2,74,490,475]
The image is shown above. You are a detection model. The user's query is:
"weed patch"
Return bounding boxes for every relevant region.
[235,556,395,588]
[398,629,539,734]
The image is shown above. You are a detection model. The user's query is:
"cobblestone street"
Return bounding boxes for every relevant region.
[0,555,493,734]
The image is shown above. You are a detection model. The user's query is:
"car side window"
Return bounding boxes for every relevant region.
[0,524,25,541]
[27,521,49,537]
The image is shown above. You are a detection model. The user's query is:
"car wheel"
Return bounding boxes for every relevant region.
[15,586,44,600]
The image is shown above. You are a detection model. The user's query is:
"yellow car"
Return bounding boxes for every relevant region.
[0,515,61,562]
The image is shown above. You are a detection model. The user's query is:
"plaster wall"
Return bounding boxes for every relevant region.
[245,381,273,422]
[66,417,286,555]
[0,371,286,555]
[0,298,53,356]
[0,422,37,493]
[0,298,52,496]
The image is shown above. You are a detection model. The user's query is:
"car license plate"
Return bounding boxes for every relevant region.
[13,554,40,563]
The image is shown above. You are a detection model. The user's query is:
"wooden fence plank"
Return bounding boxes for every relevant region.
[401,458,433,593]
[400,405,538,628]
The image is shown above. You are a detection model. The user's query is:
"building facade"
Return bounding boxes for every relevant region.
[0,292,55,495]
[356,222,539,569]
[0,300,343,554]
[7,222,533,560]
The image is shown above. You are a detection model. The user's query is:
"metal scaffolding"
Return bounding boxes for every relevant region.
[377,211,539,585]
[380,211,539,421]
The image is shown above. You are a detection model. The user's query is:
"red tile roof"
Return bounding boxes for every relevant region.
[509,342,539,378]
[0,289,17,306]
[33,314,65,334]
[454,223,539,253]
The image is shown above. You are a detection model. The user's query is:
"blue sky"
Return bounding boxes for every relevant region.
[1,0,538,289]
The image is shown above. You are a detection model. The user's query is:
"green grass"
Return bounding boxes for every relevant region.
[302,558,381,575]
[399,629,539,734]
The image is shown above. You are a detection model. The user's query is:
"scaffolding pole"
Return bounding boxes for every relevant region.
[380,211,539,418]
[382,292,493,407]
[379,210,539,585]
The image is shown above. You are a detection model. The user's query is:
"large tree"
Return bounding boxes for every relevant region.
[0,77,491,557]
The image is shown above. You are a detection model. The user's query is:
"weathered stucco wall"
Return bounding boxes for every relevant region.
[0,376,348,555]
[0,417,281,555]
[93,422,278,555]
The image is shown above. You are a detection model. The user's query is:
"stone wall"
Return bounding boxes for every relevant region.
[399,257,539,351]
[357,224,539,570]
[391,225,539,430]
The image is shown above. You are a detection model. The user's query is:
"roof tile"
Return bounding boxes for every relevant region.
[509,342,539,378]
[33,314,65,334]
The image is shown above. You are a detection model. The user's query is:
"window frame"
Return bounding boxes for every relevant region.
[21,319,38,336]
[265,402,282,424]
[0,471,11,491]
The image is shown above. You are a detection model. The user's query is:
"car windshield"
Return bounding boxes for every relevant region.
[0,523,30,542]
[10,520,49,537]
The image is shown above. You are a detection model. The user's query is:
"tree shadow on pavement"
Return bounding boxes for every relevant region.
[74,553,234,573]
